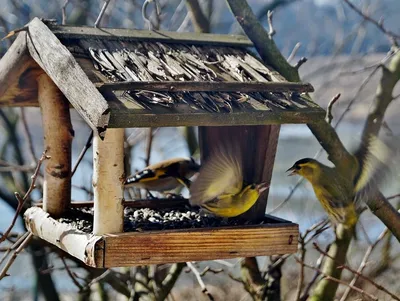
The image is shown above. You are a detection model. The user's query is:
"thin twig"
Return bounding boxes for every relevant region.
[267,10,275,38]
[186,262,215,301]
[19,108,36,163]
[287,42,301,63]
[145,128,154,166]
[313,240,399,301]
[299,250,327,301]
[0,152,49,244]
[294,57,308,70]
[200,266,224,277]
[61,0,70,25]
[0,233,33,279]
[72,131,93,177]
[0,232,29,266]
[342,0,400,43]
[60,256,84,291]
[325,93,341,124]
[94,0,111,28]
[295,257,378,301]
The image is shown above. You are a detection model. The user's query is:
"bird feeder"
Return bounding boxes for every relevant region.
[0,18,325,268]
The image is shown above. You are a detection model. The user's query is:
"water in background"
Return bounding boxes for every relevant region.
[0,120,397,293]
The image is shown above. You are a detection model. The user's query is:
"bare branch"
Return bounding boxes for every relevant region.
[325,93,341,124]
[267,10,275,38]
[0,233,32,279]
[60,256,84,291]
[19,108,36,163]
[71,131,93,177]
[287,42,301,63]
[94,0,111,28]
[295,257,378,301]
[0,151,49,244]
[186,262,215,301]
[61,0,70,25]
[294,57,308,70]
[314,242,400,301]
[342,0,400,43]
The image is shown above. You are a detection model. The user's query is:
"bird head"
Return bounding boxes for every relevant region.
[287,158,320,179]
[248,182,270,195]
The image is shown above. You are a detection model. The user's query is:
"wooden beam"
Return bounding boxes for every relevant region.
[49,25,253,47]
[102,222,298,267]
[38,74,73,217]
[93,128,124,235]
[26,18,110,138]
[108,108,326,128]
[24,207,103,267]
[97,81,314,93]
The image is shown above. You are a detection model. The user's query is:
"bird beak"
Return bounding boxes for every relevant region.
[286,166,297,176]
[256,182,270,194]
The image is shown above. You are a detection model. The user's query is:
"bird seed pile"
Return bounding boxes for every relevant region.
[58,206,265,233]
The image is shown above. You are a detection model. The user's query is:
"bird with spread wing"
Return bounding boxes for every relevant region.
[189,142,269,218]
[287,134,398,228]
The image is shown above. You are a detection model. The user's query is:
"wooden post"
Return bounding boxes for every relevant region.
[199,125,280,220]
[93,129,124,235]
[38,74,73,217]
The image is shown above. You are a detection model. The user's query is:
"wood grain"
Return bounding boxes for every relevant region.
[38,74,73,217]
[102,223,298,267]
[24,207,104,267]
[25,18,110,138]
[50,25,253,47]
[96,81,314,93]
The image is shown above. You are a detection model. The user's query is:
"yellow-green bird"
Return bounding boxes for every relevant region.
[124,157,200,192]
[286,135,394,228]
[189,144,269,217]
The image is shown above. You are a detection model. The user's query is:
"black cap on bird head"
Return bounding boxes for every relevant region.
[189,157,201,172]
[286,158,315,176]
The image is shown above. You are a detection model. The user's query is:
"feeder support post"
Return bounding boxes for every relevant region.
[93,129,124,235]
[37,74,73,217]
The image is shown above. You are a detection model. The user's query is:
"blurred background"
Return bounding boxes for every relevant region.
[0,0,399,300]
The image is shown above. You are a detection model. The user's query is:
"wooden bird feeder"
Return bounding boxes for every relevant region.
[0,18,326,268]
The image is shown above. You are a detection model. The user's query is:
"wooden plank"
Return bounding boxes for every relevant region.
[108,108,326,128]
[25,18,110,138]
[96,81,314,93]
[102,223,298,267]
[24,207,104,267]
[49,25,253,47]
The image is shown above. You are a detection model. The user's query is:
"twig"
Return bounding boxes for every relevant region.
[386,193,400,201]
[342,0,400,43]
[267,10,275,38]
[0,232,29,266]
[61,0,70,25]
[314,242,399,301]
[294,57,308,70]
[0,152,49,244]
[299,251,326,301]
[60,256,84,291]
[287,42,301,63]
[145,128,154,166]
[200,266,224,277]
[325,93,341,124]
[71,131,93,177]
[19,108,36,163]
[295,257,378,301]
[142,0,161,30]
[0,233,33,279]
[186,262,215,301]
[94,0,111,28]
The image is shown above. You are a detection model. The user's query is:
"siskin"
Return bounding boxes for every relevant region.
[287,135,395,228]
[124,157,200,192]
[189,143,269,217]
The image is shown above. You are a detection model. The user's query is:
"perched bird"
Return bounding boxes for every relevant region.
[189,143,269,218]
[124,157,200,192]
[286,135,396,228]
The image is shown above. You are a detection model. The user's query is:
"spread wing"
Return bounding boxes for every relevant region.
[353,134,399,206]
[189,144,243,206]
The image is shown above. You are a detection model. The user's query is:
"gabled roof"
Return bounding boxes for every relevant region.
[0,18,324,137]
